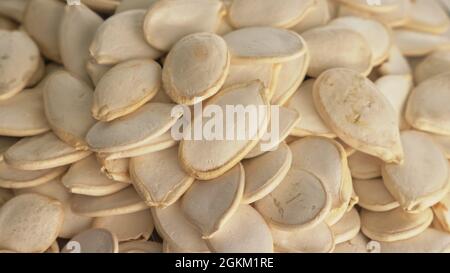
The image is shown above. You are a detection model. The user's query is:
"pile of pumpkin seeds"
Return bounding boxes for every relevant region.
[1,0,450,253]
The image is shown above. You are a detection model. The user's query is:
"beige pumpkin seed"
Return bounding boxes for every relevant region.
[348,152,382,180]
[93,59,162,121]
[406,72,450,135]
[0,30,40,100]
[120,240,162,253]
[71,187,148,217]
[130,145,194,207]
[61,228,118,253]
[26,56,45,88]
[432,191,450,232]
[62,155,129,197]
[0,188,13,207]
[383,131,449,212]
[0,161,67,189]
[375,74,412,130]
[331,208,361,244]
[4,132,92,171]
[333,232,370,253]
[143,0,224,51]
[223,27,307,64]
[313,68,404,163]
[430,134,450,159]
[14,178,93,239]
[394,29,450,56]
[271,221,334,253]
[0,193,63,252]
[163,33,229,105]
[360,207,434,242]
[329,16,392,66]
[302,27,372,77]
[255,168,331,230]
[289,137,352,225]
[81,0,120,13]
[151,201,209,252]
[98,157,131,183]
[415,50,450,83]
[228,0,315,28]
[206,205,273,253]
[90,10,162,65]
[23,0,64,62]
[181,164,244,238]
[115,0,157,14]
[86,59,111,86]
[242,143,292,204]
[290,0,331,33]
[378,45,412,76]
[87,103,182,153]
[43,71,96,149]
[404,0,450,35]
[92,209,154,242]
[0,0,28,23]
[286,80,335,138]
[180,81,269,180]
[379,228,450,253]
[98,132,177,161]
[59,3,103,83]
[337,0,401,13]
[0,90,50,137]
[245,106,300,159]
[271,53,309,105]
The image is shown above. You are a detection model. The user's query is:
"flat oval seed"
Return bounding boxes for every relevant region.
[406,72,450,135]
[0,31,40,100]
[289,137,352,225]
[290,0,331,33]
[89,10,162,65]
[0,161,67,189]
[206,205,273,253]
[302,27,372,77]
[0,91,50,137]
[242,142,292,204]
[181,164,244,238]
[379,228,450,253]
[93,59,162,121]
[0,193,63,252]
[23,0,64,62]
[255,169,331,230]
[378,45,411,76]
[382,131,449,212]
[162,33,229,105]
[61,228,118,253]
[360,207,434,242]
[271,221,334,253]
[4,132,91,171]
[180,81,269,180]
[92,209,154,242]
[394,29,450,56]
[59,3,103,83]
[120,240,162,253]
[286,80,335,138]
[143,0,224,51]
[313,68,404,163]
[71,187,148,217]
[43,71,96,149]
[151,202,209,252]
[329,16,392,66]
[224,27,307,64]
[415,50,450,84]
[228,0,315,28]
[130,145,194,208]
[430,134,450,159]
[86,103,182,153]
[348,152,382,179]
[404,0,450,34]
[353,179,400,212]
[14,178,93,239]
[62,155,128,196]
[331,208,361,244]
